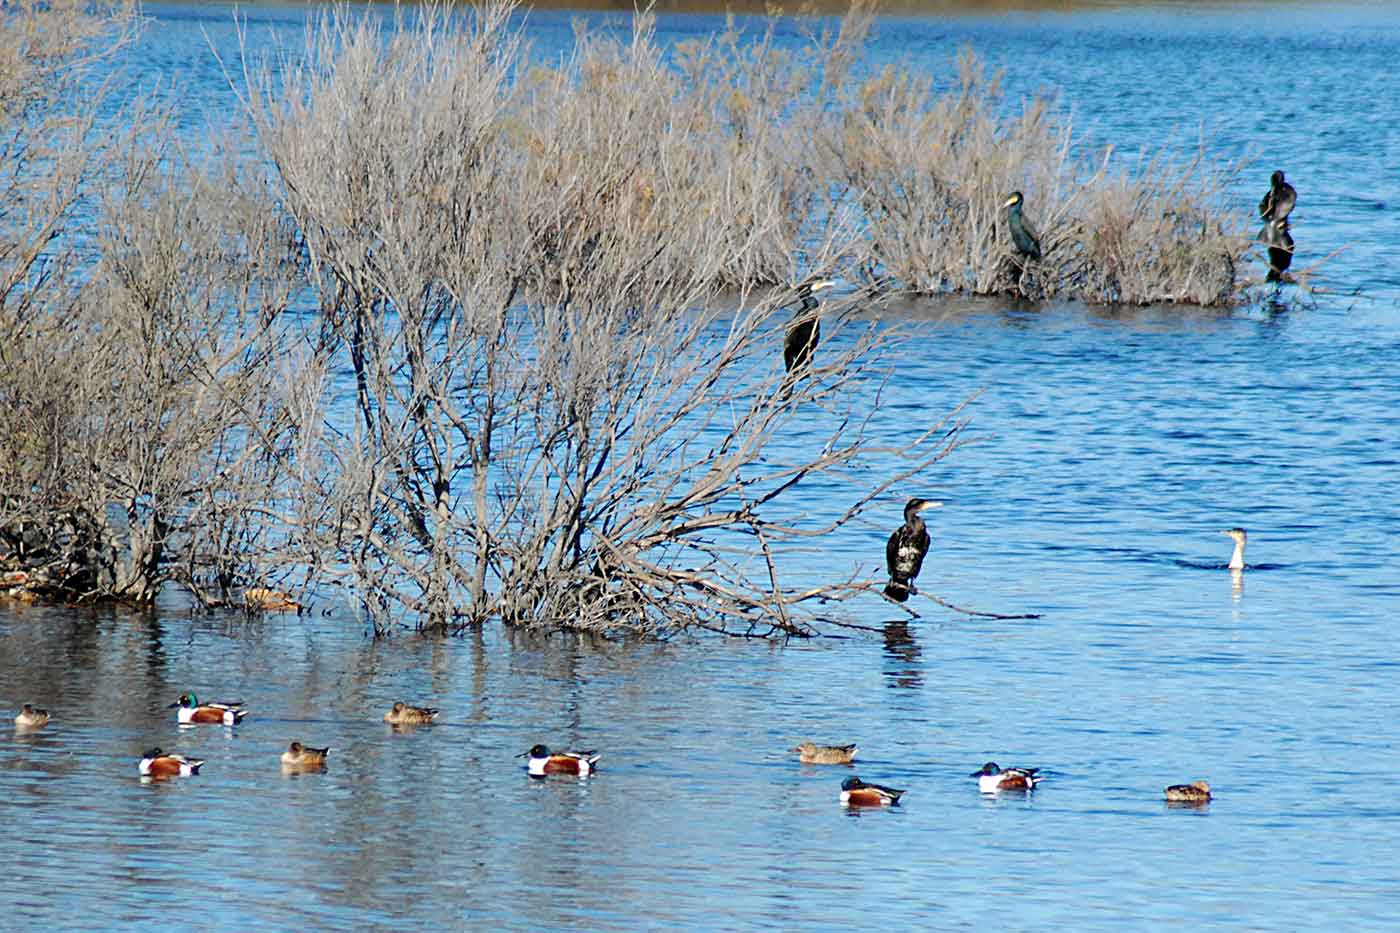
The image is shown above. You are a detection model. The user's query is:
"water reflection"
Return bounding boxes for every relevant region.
[881,621,923,689]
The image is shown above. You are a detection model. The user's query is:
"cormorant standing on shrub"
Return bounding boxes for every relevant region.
[1262,219,1293,282]
[784,279,835,374]
[1003,191,1042,261]
[1258,170,1296,223]
[884,498,942,603]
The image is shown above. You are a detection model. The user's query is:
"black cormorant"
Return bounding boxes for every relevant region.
[1003,191,1042,261]
[1261,220,1293,282]
[783,279,835,374]
[1259,170,1296,223]
[883,498,942,602]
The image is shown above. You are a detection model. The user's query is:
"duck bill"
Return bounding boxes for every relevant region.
[166,701,181,709]
[513,751,530,758]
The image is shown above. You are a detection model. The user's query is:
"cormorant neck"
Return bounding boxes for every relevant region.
[1228,538,1245,571]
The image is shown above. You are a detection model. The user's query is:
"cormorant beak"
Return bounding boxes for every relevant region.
[1002,195,1019,208]
[810,280,836,292]
[919,501,944,512]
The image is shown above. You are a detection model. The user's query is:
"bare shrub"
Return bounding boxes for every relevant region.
[5,137,300,603]
[831,48,1252,305]
[245,3,956,635]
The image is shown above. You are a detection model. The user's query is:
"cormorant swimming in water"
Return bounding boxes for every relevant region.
[1003,191,1042,261]
[1222,527,1247,570]
[1261,219,1293,282]
[784,279,835,374]
[884,498,942,602]
[1258,170,1296,223]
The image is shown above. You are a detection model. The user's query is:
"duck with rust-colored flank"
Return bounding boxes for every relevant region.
[281,741,330,770]
[139,748,204,779]
[840,776,905,807]
[14,703,49,729]
[1165,780,1212,803]
[971,762,1042,793]
[790,741,857,765]
[518,744,600,777]
[383,701,439,726]
[169,692,247,726]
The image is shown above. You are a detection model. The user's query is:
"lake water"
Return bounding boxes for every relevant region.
[6,1,1400,928]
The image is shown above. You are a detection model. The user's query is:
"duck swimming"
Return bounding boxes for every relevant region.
[1165,780,1212,803]
[790,742,858,765]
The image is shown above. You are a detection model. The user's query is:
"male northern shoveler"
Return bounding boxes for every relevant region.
[139,747,205,778]
[840,776,905,807]
[281,741,330,769]
[790,741,858,765]
[383,701,439,726]
[971,762,1042,793]
[1165,780,1212,803]
[169,692,247,726]
[14,703,49,729]
[517,744,600,777]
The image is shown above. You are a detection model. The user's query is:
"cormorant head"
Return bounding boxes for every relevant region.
[795,279,836,299]
[1221,527,1247,542]
[1271,170,1286,186]
[1003,191,1025,210]
[904,498,943,520]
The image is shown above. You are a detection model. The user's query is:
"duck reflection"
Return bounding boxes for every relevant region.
[882,621,923,690]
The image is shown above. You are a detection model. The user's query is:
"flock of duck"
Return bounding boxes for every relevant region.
[10,695,1211,806]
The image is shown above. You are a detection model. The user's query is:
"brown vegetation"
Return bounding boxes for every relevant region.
[0,1,1260,635]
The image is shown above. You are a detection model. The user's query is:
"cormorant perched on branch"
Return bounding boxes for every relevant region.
[783,279,835,374]
[1003,191,1041,261]
[884,498,942,602]
[1259,170,1296,223]
[1261,219,1293,282]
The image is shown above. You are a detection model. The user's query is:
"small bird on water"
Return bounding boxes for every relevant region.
[139,748,204,779]
[281,741,330,770]
[1165,780,1212,803]
[783,279,835,376]
[884,498,942,603]
[1003,191,1042,262]
[14,703,49,729]
[970,762,1042,793]
[517,744,601,777]
[790,741,858,765]
[383,701,439,726]
[1258,170,1296,224]
[840,776,905,806]
[1222,527,1247,570]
